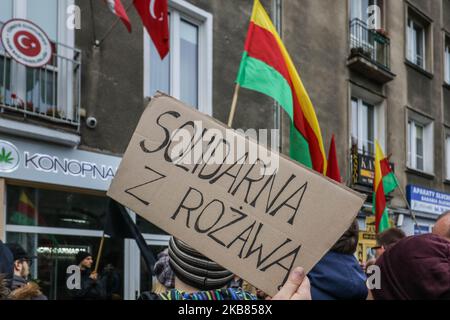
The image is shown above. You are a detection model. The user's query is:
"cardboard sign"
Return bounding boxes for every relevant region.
[107,94,366,296]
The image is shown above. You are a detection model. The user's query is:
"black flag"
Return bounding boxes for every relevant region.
[104,200,156,280]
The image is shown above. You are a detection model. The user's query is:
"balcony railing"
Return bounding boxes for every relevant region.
[0,23,81,130]
[349,18,391,71]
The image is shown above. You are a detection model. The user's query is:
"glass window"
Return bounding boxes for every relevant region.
[149,41,170,97]
[26,0,58,41]
[26,68,58,114]
[6,185,109,230]
[446,136,450,180]
[445,42,450,84]
[0,55,12,106]
[408,120,427,172]
[350,0,381,24]
[6,232,124,300]
[415,124,424,171]
[407,18,425,68]
[180,20,198,108]
[146,8,209,111]
[351,97,376,155]
[0,0,13,23]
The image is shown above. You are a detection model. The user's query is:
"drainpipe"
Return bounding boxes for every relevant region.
[271,0,282,152]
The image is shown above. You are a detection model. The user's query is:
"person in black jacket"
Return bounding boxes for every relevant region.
[70,251,106,300]
[5,243,47,300]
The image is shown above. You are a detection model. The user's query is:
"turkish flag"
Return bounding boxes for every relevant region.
[105,0,132,33]
[134,0,169,59]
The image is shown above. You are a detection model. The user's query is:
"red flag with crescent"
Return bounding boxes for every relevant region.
[105,0,132,33]
[134,0,169,59]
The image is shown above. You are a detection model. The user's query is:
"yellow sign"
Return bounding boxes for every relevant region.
[356,216,376,264]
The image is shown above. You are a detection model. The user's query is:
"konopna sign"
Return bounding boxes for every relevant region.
[24,152,115,180]
[0,136,121,191]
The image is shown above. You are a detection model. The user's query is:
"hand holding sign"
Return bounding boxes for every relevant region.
[271,267,311,300]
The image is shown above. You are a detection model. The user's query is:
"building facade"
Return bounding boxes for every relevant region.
[0,0,449,299]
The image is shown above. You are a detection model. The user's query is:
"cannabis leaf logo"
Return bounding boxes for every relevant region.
[0,147,14,164]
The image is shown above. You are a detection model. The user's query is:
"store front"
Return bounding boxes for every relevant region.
[0,135,169,299]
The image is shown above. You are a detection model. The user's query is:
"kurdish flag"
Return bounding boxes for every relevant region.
[373,141,399,233]
[9,191,38,226]
[236,0,327,174]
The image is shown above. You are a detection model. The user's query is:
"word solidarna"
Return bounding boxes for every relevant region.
[25,152,115,180]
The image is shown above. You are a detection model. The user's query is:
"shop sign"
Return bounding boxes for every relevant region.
[414,224,431,235]
[407,185,450,215]
[351,150,395,188]
[0,136,121,191]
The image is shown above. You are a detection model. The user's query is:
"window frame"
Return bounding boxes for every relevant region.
[445,40,450,85]
[143,0,213,116]
[351,96,378,156]
[445,132,450,180]
[407,115,434,174]
[407,18,426,69]
[350,0,383,27]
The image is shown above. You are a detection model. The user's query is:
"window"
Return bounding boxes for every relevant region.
[350,0,382,27]
[445,40,450,84]
[0,0,79,125]
[5,184,125,300]
[6,185,108,230]
[351,97,377,155]
[144,0,213,115]
[446,134,450,180]
[407,17,426,69]
[407,118,433,173]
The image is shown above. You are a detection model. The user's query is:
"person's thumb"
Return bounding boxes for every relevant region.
[272,267,306,300]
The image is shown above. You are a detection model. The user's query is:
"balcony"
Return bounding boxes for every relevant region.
[0,24,81,132]
[348,19,396,84]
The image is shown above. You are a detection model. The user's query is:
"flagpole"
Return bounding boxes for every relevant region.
[97,2,135,47]
[396,182,419,228]
[94,232,106,274]
[228,84,240,127]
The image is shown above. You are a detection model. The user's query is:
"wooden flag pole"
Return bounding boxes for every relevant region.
[228,84,241,127]
[94,233,106,274]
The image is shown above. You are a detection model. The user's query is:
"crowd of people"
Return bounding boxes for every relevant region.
[0,211,449,300]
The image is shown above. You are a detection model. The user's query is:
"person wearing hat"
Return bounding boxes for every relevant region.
[139,237,311,300]
[153,249,175,293]
[5,243,47,300]
[69,250,106,300]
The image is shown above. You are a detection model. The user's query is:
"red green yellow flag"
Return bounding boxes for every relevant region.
[10,191,37,226]
[373,141,399,233]
[236,0,327,174]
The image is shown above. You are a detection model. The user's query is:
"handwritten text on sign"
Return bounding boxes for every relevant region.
[107,94,365,296]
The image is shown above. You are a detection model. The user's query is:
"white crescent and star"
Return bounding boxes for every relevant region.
[17,34,37,50]
[150,0,164,21]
